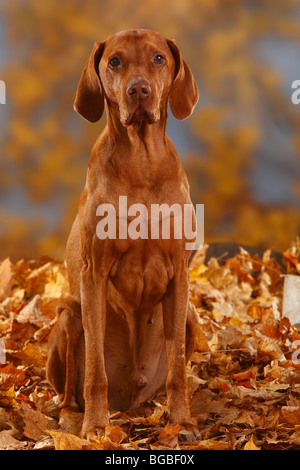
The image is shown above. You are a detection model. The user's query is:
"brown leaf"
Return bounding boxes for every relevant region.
[17,401,58,441]
[181,438,229,450]
[17,295,43,324]
[0,429,28,450]
[90,435,126,450]
[257,337,286,362]
[9,319,37,346]
[105,424,127,444]
[281,406,300,425]
[48,431,94,450]
[13,345,46,369]
[157,423,182,448]
[48,431,126,451]
[0,363,26,391]
[58,408,83,436]
[290,426,300,445]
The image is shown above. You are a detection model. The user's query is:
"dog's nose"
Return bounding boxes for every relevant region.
[126,80,151,99]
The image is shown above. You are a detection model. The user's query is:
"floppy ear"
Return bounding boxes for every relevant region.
[167,39,199,120]
[73,41,106,122]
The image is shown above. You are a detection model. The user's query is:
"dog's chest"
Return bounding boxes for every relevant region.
[108,245,174,311]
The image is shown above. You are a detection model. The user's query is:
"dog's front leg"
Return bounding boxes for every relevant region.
[162,265,191,425]
[80,261,110,439]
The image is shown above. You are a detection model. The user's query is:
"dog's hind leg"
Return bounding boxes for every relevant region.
[47,300,83,411]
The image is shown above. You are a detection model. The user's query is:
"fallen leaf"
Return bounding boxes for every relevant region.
[182,438,229,450]
[0,429,28,450]
[89,435,126,450]
[0,363,26,391]
[290,426,300,445]
[157,423,182,448]
[281,406,300,425]
[243,435,260,450]
[17,401,59,441]
[17,295,43,323]
[48,430,94,450]
[257,336,286,362]
[13,345,46,369]
[0,243,299,449]
[105,424,128,444]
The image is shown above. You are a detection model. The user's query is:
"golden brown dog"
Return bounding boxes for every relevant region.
[46,29,199,439]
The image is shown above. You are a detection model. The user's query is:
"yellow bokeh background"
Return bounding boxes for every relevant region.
[0,0,299,261]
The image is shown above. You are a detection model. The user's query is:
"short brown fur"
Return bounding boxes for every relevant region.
[46,29,199,439]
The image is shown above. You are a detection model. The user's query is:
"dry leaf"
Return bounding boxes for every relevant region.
[281,406,300,425]
[48,430,94,450]
[182,438,229,450]
[0,363,26,391]
[13,345,46,369]
[0,244,299,449]
[17,401,59,441]
[58,408,83,435]
[89,435,126,450]
[17,295,43,323]
[243,435,260,450]
[105,424,128,444]
[157,423,182,448]
[0,429,28,450]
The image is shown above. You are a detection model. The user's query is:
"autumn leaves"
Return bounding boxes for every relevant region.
[0,241,300,449]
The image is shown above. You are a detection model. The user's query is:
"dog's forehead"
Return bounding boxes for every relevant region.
[103,29,170,56]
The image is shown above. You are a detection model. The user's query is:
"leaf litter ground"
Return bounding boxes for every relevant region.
[0,241,300,450]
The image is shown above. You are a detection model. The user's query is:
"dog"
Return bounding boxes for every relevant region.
[46,29,199,439]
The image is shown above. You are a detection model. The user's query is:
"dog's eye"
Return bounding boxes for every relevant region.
[153,54,165,64]
[109,57,121,68]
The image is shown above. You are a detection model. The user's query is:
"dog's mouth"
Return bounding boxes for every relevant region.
[121,106,158,127]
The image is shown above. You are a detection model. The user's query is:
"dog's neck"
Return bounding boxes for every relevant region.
[92,100,176,189]
[105,100,168,157]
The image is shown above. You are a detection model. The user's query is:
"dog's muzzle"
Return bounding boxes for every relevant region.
[121,79,158,126]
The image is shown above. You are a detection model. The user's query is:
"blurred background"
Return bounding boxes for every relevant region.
[0,0,299,262]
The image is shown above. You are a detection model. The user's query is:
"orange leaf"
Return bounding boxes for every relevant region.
[0,363,26,391]
[243,435,260,450]
[283,250,298,268]
[48,431,94,450]
[105,424,127,444]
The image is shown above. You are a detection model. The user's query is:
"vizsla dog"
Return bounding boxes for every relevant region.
[47,29,199,439]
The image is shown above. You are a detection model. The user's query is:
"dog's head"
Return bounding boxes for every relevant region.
[74,29,198,126]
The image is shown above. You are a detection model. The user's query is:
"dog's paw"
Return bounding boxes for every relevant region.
[81,417,109,441]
